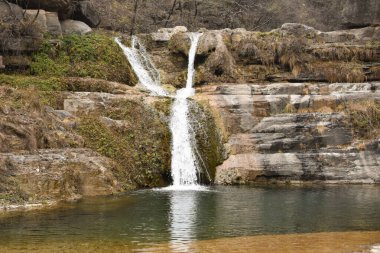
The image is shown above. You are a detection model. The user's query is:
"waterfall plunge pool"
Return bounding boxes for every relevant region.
[1,185,380,252]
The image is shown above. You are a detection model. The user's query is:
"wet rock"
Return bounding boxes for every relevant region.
[215,151,380,184]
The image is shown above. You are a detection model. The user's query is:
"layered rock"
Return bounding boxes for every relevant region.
[142,25,379,88]
[139,24,380,185]
[194,82,380,184]
[0,78,171,210]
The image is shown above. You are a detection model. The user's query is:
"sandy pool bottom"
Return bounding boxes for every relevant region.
[1,231,379,253]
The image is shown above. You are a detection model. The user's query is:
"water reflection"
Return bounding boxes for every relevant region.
[0,185,380,252]
[169,190,198,252]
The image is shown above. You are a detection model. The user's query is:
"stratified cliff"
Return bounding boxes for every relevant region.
[141,24,380,184]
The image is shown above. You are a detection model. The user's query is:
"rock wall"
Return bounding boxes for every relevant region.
[142,24,380,185]
[195,83,380,184]
[0,78,172,210]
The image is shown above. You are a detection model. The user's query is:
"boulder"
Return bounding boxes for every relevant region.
[46,12,62,36]
[24,10,48,34]
[340,0,380,29]
[61,19,92,35]
[275,23,318,37]
[72,1,101,27]
[152,26,188,42]
[8,0,72,13]
[0,2,23,20]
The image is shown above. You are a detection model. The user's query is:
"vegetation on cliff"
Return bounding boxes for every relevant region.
[30,33,137,85]
[78,100,172,188]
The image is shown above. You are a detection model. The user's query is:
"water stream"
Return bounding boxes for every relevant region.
[117,33,203,189]
[115,36,168,96]
[169,33,202,189]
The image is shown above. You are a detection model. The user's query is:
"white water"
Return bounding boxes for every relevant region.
[117,33,204,190]
[169,33,202,190]
[115,37,168,96]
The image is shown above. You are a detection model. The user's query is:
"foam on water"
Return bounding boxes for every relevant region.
[169,32,202,188]
[116,33,203,191]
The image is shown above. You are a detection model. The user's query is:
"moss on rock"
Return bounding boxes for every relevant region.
[30,33,137,85]
[189,100,225,183]
[77,99,172,188]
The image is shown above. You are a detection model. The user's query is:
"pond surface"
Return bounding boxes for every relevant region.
[1,185,380,252]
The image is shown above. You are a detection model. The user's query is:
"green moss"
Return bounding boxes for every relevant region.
[189,100,225,183]
[77,100,171,188]
[152,98,173,117]
[0,74,64,91]
[30,33,137,85]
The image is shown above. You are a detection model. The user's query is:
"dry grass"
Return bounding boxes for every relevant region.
[232,32,378,82]
[343,100,380,139]
[307,61,366,83]
[311,45,379,62]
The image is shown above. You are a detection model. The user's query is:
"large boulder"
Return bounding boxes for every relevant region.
[8,0,72,13]
[61,19,92,35]
[0,2,23,20]
[45,12,62,36]
[72,1,101,27]
[9,0,101,28]
[340,0,380,29]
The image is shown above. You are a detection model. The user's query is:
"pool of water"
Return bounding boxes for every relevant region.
[1,185,380,251]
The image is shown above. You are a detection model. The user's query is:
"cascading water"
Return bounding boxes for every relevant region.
[117,33,203,190]
[115,36,167,96]
[169,33,202,189]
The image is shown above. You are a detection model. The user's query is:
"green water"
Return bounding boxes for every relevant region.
[1,185,380,250]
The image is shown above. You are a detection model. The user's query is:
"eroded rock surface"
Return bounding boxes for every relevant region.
[0,79,171,210]
[195,82,380,184]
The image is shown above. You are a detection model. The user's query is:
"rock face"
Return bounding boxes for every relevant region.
[0,78,171,210]
[195,82,380,184]
[73,1,101,27]
[142,24,380,185]
[144,25,380,87]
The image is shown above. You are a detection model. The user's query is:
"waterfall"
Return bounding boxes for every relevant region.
[115,36,168,96]
[169,33,202,189]
[117,33,203,190]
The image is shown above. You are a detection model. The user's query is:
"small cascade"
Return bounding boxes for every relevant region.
[117,32,204,190]
[169,33,202,189]
[115,36,167,96]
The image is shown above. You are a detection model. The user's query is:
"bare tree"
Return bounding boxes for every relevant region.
[130,0,139,35]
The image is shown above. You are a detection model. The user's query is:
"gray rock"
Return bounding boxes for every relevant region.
[61,19,92,35]
[215,151,380,184]
[74,1,101,27]
[45,12,62,36]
